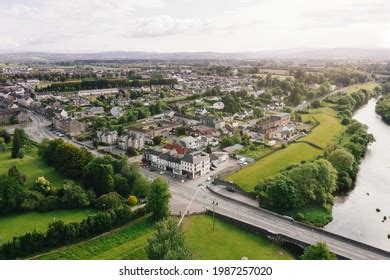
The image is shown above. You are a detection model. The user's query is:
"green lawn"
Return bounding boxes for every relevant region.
[183,215,293,260]
[0,209,96,243]
[344,82,379,95]
[0,148,65,189]
[226,143,322,192]
[35,215,155,260]
[297,107,342,149]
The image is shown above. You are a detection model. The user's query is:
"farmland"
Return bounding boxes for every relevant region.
[225,143,322,192]
[343,82,379,95]
[297,107,342,149]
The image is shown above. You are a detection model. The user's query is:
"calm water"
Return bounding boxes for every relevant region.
[325,99,390,251]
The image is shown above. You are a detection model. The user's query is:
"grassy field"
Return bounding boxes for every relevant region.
[226,107,343,192]
[183,215,293,260]
[0,148,65,189]
[297,107,342,149]
[226,143,322,192]
[0,209,96,243]
[36,215,293,260]
[36,216,155,260]
[344,82,379,95]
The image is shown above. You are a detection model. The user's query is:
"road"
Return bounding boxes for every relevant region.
[20,111,390,259]
[294,86,351,112]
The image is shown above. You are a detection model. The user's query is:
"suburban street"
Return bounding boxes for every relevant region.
[18,111,390,260]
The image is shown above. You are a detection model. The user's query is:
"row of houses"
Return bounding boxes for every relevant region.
[144,148,210,180]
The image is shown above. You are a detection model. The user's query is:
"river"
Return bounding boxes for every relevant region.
[325,98,390,251]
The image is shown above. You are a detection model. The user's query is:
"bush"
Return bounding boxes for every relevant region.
[128,195,138,206]
[18,190,44,211]
[33,176,51,195]
[96,192,123,210]
[296,212,305,222]
[58,181,90,209]
[39,196,61,212]
[0,206,148,259]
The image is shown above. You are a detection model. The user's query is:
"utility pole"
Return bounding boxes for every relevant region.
[212,200,218,232]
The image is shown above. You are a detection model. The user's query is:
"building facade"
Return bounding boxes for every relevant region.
[144,148,210,179]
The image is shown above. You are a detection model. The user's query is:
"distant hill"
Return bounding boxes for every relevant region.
[1,48,390,63]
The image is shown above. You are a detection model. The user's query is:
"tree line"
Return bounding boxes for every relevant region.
[0,207,147,259]
[36,78,177,92]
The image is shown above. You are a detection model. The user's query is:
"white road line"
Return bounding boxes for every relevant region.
[178,185,203,225]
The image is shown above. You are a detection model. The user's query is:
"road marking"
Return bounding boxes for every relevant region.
[178,185,203,225]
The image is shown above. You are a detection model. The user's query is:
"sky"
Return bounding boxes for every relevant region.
[0,0,389,53]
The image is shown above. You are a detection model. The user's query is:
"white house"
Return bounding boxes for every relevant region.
[110,106,124,117]
[212,102,225,110]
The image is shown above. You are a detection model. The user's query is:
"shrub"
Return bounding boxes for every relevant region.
[128,195,138,206]
[58,181,90,209]
[96,192,123,210]
[39,196,61,212]
[19,190,44,211]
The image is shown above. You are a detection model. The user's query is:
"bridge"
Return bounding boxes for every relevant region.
[207,186,390,260]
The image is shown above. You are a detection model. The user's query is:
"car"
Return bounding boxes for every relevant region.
[226,186,235,193]
[159,171,164,175]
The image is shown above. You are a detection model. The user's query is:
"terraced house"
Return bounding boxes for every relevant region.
[144,148,210,179]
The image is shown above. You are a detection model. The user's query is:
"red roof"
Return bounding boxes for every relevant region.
[164,143,188,154]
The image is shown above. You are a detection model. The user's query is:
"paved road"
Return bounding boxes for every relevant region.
[22,112,389,259]
[294,86,351,112]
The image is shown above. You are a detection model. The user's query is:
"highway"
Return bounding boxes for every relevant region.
[21,111,390,260]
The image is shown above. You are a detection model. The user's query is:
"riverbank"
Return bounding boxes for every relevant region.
[325,99,390,251]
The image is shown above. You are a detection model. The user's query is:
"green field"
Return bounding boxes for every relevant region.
[226,143,322,192]
[344,82,379,95]
[36,214,293,260]
[183,215,293,260]
[35,216,155,260]
[0,209,96,243]
[0,148,65,189]
[226,107,343,192]
[297,107,342,149]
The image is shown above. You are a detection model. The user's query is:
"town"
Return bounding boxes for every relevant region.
[1,56,390,263]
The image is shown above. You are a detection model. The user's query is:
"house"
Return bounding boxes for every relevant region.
[78,88,119,97]
[212,102,225,110]
[53,118,86,136]
[178,136,199,149]
[87,106,104,115]
[195,108,208,116]
[110,106,123,117]
[117,132,145,150]
[0,108,30,125]
[144,148,210,179]
[97,130,118,145]
[222,144,244,154]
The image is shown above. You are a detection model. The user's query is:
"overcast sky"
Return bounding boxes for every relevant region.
[0,0,389,53]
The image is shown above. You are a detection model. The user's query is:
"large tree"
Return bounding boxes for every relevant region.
[148,177,171,221]
[83,157,115,196]
[147,219,192,260]
[11,128,30,158]
[301,242,336,260]
[258,175,298,211]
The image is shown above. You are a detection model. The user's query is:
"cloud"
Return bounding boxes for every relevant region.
[0,0,388,52]
[132,15,206,37]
